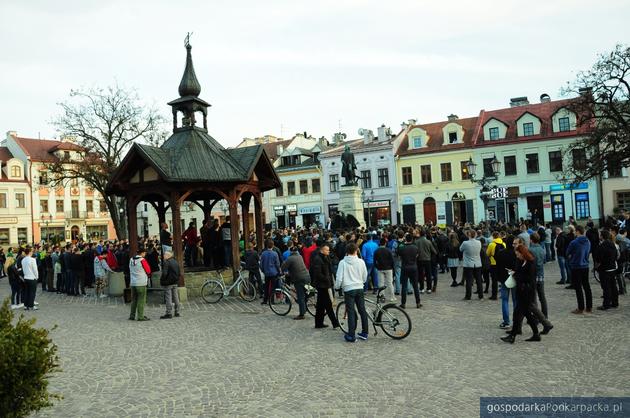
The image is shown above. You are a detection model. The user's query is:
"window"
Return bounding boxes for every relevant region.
[40,200,49,213]
[99,200,107,212]
[558,117,570,132]
[330,174,339,192]
[523,122,534,136]
[17,228,27,244]
[483,158,495,177]
[287,181,296,196]
[412,137,422,148]
[401,167,412,185]
[504,156,517,176]
[440,163,452,182]
[361,170,372,189]
[281,155,300,166]
[0,229,9,245]
[0,193,6,208]
[312,179,320,193]
[460,161,470,180]
[572,149,587,170]
[616,192,630,211]
[548,151,563,172]
[40,171,48,185]
[608,160,622,178]
[448,132,458,144]
[420,165,432,183]
[86,200,93,212]
[377,168,389,187]
[489,127,499,140]
[63,151,70,160]
[575,192,590,219]
[16,193,25,208]
[56,200,64,213]
[275,185,284,197]
[71,178,79,187]
[10,165,21,178]
[526,153,539,174]
[299,180,308,194]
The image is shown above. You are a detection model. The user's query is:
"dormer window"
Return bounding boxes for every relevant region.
[448,132,458,143]
[523,122,534,136]
[489,127,499,140]
[412,136,422,148]
[558,117,570,132]
[552,108,577,133]
[10,165,21,178]
[64,151,70,160]
[408,127,428,149]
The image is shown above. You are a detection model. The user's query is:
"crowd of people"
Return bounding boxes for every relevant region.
[2,210,628,343]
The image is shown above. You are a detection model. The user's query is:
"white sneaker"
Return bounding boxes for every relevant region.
[32,306,39,310]
[34,301,39,306]
[99,294,108,298]
[10,304,18,310]
[17,303,24,308]
[420,289,425,294]
[426,289,432,294]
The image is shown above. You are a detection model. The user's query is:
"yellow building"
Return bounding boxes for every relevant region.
[395,115,479,226]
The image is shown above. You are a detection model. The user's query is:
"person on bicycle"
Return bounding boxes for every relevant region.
[335,242,369,342]
[260,239,281,305]
[281,246,311,320]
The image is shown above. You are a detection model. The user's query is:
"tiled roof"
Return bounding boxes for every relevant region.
[0,147,13,161]
[260,139,293,163]
[396,116,479,156]
[321,137,394,158]
[13,136,75,162]
[0,147,28,183]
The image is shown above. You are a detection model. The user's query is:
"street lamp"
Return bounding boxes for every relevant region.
[40,213,52,243]
[361,189,375,228]
[467,155,501,222]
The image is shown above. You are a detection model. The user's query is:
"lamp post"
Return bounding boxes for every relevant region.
[361,189,375,228]
[466,155,501,222]
[40,213,52,243]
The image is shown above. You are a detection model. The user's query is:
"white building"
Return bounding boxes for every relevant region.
[0,146,32,246]
[320,126,403,227]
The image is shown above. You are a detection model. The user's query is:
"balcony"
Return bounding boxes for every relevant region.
[65,210,87,219]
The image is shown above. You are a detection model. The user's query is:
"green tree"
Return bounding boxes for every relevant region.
[49,84,167,239]
[562,44,630,182]
[0,299,61,417]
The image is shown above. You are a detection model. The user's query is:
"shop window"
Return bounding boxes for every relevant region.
[440,163,452,182]
[329,174,339,192]
[0,228,9,245]
[526,153,539,174]
[401,167,412,185]
[312,179,320,193]
[575,192,590,219]
[17,227,28,244]
[377,168,389,187]
[504,156,517,176]
[548,151,563,172]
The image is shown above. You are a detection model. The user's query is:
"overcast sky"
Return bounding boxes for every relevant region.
[1,0,628,147]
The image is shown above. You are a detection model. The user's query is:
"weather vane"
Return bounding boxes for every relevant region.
[184,32,193,48]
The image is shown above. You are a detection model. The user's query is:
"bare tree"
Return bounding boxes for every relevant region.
[49,84,167,239]
[562,44,630,182]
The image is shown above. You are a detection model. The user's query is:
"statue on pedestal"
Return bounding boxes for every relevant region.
[341,145,358,186]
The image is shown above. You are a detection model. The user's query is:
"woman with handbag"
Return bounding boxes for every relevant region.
[501,245,551,343]
[495,235,517,329]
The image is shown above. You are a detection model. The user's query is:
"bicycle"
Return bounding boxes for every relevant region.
[268,281,317,317]
[335,286,412,340]
[201,266,256,303]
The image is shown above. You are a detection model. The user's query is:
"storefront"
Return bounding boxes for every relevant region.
[298,206,321,228]
[485,186,519,224]
[286,204,297,229]
[363,200,391,227]
[273,205,286,229]
[401,196,416,225]
[86,224,109,240]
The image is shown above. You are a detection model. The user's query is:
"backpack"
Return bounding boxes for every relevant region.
[493,242,506,258]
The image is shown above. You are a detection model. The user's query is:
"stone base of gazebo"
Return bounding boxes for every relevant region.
[183,268,238,299]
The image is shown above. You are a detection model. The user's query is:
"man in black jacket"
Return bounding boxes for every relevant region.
[594,230,619,310]
[374,238,396,302]
[70,247,85,296]
[160,251,181,319]
[309,243,340,329]
[398,234,421,309]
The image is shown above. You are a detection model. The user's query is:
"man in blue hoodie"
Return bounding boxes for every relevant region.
[260,239,281,305]
[566,225,592,314]
[361,234,379,293]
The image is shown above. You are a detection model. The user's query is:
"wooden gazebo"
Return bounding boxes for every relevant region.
[106,39,280,285]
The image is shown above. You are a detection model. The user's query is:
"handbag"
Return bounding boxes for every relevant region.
[505,271,516,288]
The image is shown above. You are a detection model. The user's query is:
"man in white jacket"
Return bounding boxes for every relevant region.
[335,243,369,343]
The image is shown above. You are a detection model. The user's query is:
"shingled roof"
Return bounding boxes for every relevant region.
[12,136,82,162]
[396,116,478,156]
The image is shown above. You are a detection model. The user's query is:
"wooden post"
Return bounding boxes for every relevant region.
[228,192,241,278]
[170,193,185,286]
[254,193,264,251]
[241,194,251,243]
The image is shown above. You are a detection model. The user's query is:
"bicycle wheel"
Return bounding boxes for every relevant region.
[593,269,600,283]
[306,287,317,317]
[201,280,224,304]
[377,304,412,340]
[268,289,292,316]
[238,279,257,302]
[335,301,358,334]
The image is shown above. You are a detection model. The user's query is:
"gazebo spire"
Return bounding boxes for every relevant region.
[178,33,201,98]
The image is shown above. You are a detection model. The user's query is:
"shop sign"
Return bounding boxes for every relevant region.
[367,200,389,208]
[298,206,321,215]
[549,182,588,191]
[273,205,285,211]
[507,187,520,198]
[436,201,446,224]
[286,204,297,212]
[524,185,543,194]
[490,187,508,199]
[0,217,18,224]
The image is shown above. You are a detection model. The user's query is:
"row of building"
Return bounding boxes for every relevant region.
[252,94,628,230]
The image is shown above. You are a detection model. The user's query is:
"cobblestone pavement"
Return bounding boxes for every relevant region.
[2,262,629,417]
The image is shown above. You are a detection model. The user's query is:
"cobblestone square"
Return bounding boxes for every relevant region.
[4,263,629,417]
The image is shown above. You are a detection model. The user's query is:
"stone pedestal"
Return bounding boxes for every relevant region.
[338,185,366,227]
[108,272,125,297]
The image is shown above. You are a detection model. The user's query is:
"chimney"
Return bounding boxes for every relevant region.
[540,93,551,103]
[447,114,459,121]
[377,124,390,142]
[509,96,529,107]
[407,118,417,125]
[333,132,346,144]
[6,131,17,141]
[277,144,284,155]
[579,87,593,96]
[358,128,374,145]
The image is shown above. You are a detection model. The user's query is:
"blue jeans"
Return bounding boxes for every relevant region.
[557,256,568,283]
[500,283,517,325]
[344,289,369,337]
[544,242,551,262]
[393,261,401,293]
[364,263,379,291]
[295,282,306,316]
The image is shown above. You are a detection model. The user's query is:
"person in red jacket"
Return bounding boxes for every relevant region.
[182,222,199,267]
[302,237,317,270]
